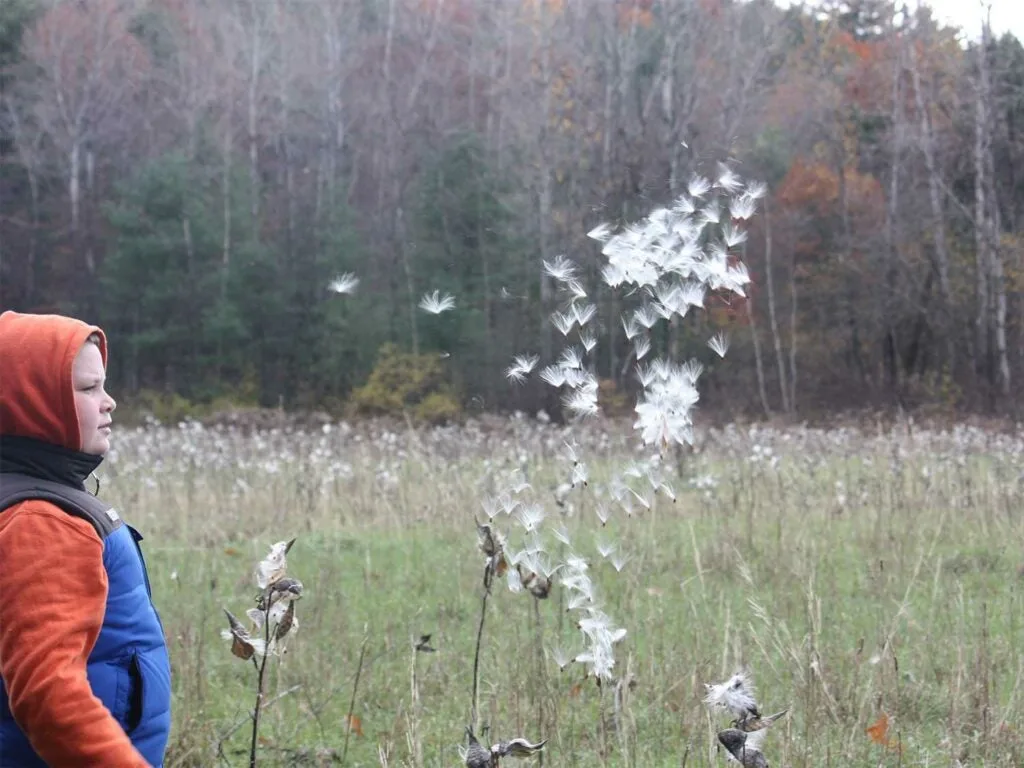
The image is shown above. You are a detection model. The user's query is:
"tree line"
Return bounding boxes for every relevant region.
[1,0,1023,419]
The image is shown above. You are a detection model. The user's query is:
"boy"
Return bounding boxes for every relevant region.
[0,310,171,767]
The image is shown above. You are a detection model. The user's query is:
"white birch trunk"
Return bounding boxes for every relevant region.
[763,201,790,412]
[742,242,772,417]
[908,40,954,370]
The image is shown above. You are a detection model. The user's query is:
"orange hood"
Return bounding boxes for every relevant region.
[0,310,108,451]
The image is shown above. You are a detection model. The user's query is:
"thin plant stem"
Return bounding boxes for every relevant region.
[470,567,492,732]
[341,627,370,766]
[409,637,423,768]
[249,605,272,768]
[598,681,609,768]
[212,684,301,764]
[533,597,545,768]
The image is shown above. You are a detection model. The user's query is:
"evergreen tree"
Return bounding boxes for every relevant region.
[412,133,532,400]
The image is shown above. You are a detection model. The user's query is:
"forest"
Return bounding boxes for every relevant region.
[1,0,1023,421]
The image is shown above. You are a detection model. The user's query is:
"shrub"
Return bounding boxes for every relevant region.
[119,389,201,426]
[118,387,261,427]
[349,343,461,423]
[597,378,631,418]
[413,391,461,425]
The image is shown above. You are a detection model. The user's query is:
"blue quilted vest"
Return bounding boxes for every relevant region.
[0,474,172,767]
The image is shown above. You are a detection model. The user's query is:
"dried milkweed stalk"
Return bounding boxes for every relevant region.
[703,668,788,765]
[481,153,766,763]
[460,726,546,768]
[221,538,304,768]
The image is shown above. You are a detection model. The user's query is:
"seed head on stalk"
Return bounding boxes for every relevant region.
[460,726,547,768]
[221,538,306,768]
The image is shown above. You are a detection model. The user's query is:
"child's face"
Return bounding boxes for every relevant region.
[72,341,116,455]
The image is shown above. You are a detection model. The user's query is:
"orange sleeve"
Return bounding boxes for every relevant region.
[0,502,151,767]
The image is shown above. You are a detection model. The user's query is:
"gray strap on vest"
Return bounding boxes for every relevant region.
[0,473,122,538]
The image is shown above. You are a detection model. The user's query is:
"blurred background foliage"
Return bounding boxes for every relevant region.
[2,0,1024,422]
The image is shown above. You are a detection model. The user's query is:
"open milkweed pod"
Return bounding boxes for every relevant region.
[738,708,788,733]
[462,726,492,768]
[717,728,768,768]
[222,609,266,660]
[257,576,304,610]
[703,669,761,723]
[476,523,504,558]
[494,737,547,758]
[274,599,298,641]
[254,538,295,589]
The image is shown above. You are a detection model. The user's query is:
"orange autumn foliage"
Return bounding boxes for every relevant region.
[521,0,566,14]
[414,0,476,25]
[344,713,363,737]
[777,159,840,213]
[617,0,654,29]
[866,712,901,752]
[22,0,150,119]
[777,158,885,223]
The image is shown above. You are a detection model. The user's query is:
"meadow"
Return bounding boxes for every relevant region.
[94,413,1024,767]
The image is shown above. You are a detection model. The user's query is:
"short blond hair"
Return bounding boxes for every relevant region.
[83,330,108,366]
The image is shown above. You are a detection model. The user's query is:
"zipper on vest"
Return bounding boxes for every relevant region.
[126,524,167,638]
[126,525,153,598]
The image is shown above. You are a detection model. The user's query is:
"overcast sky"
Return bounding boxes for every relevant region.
[922,0,1024,42]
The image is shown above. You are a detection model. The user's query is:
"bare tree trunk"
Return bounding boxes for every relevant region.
[484,25,498,156]
[221,124,233,301]
[323,7,342,216]
[658,4,704,204]
[277,52,296,260]
[16,0,140,307]
[130,304,140,393]
[662,33,681,194]
[182,217,198,375]
[69,140,81,235]
[26,165,40,301]
[218,121,233,379]
[8,107,42,302]
[600,43,617,381]
[380,0,418,354]
[788,248,798,412]
[480,210,493,384]
[908,39,954,372]
[763,202,790,413]
[836,156,868,389]
[183,0,202,162]
[538,170,554,362]
[183,218,195,275]
[884,27,903,396]
[743,244,772,417]
[83,144,96,280]
[601,80,614,191]
[977,19,1010,397]
[246,0,263,228]
[284,135,296,259]
[397,202,419,356]
[992,229,1010,397]
[85,148,94,195]
[496,20,511,174]
[383,0,395,83]
[974,26,996,395]
[467,0,477,130]
[403,0,444,113]
[536,12,554,364]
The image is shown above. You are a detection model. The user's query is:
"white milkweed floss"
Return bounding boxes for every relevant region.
[478,154,765,757]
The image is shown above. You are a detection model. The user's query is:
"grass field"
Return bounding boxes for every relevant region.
[99,415,1024,767]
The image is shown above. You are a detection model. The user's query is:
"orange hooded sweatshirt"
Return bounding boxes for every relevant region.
[0,310,152,767]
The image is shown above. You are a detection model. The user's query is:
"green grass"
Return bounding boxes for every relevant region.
[102,420,1024,766]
